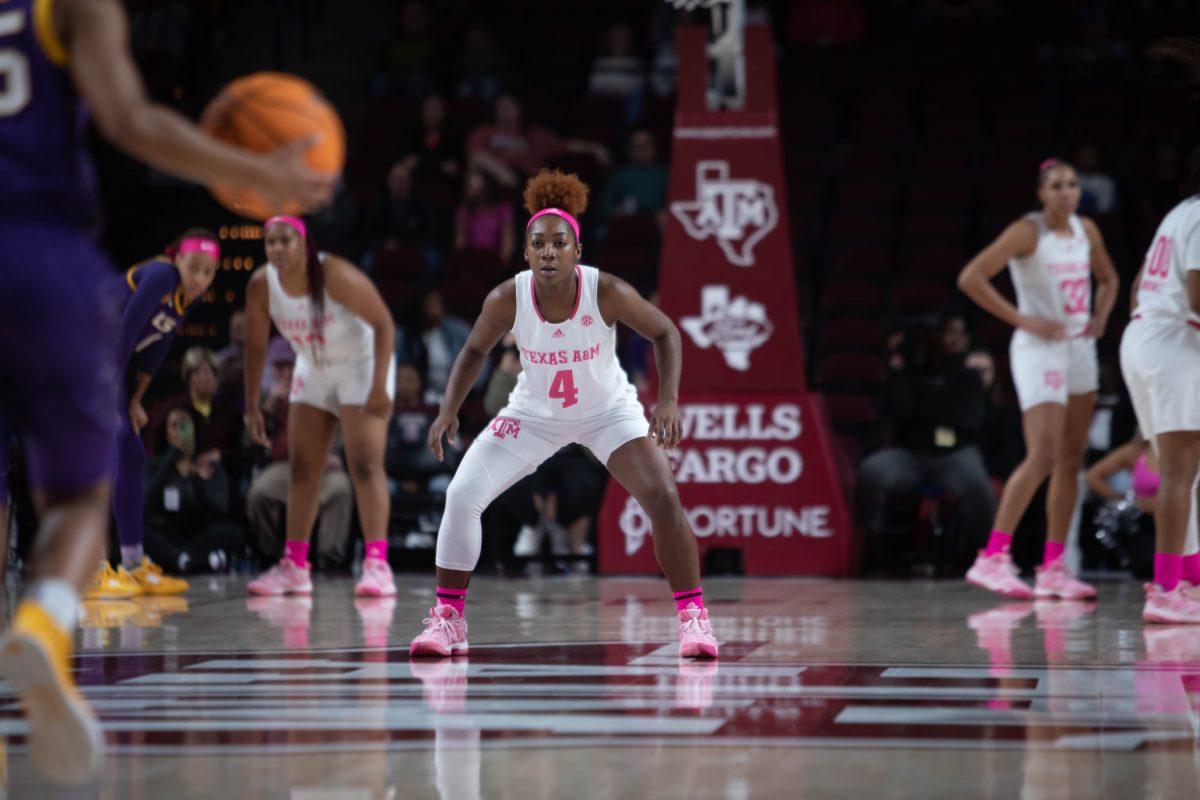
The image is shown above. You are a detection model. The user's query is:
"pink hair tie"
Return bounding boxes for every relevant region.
[177,237,220,260]
[526,207,580,242]
[264,215,307,240]
[1038,158,1059,171]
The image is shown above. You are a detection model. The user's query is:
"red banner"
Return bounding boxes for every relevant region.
[597,25,854,576]
[597,395,853,576]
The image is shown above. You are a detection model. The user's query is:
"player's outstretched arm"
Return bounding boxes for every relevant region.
[323,257,396,419]
[957,219,1065,341]
[597,274,683,450]
[62,0,333,214]
[427,281,517,461]
[242,269,273,447]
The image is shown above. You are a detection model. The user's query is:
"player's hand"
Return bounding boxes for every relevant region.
[428,413,459,462]
[361,385,393,420]
[1083,314,1109,339]
[256,135,336,215]
[1018,314,1067,342]
[649,400,683,451]
[244,409,270,448]
[128,399,148,435]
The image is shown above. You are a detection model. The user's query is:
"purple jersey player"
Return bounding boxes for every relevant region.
[107,230,219,592]
[0,0,333,784]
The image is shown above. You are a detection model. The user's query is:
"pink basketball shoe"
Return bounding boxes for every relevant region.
[409,605,469,657]
[1033,560,1097,600]
[966,550,1033,599]
[355,558,397,597]
[247,559,312,596]
[677,604,719,658]
[1143,583,1200,625]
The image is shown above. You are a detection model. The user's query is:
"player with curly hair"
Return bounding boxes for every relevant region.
[409,169,718,659]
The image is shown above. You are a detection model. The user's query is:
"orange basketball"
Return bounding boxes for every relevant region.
[199,72,345,220]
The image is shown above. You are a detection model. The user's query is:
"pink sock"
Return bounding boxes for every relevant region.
[1043,541,1065,566]
[984,530,1012,556]
[364,540,388,563]
[1155,554,1183,591]
[673,587,704,613]
[1183,553,1200,584]
[284,540,309,568]
[435,586,468,615]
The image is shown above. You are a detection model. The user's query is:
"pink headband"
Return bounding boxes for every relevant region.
[526,208,580,242]
[178,238,220,260]
[1038,158,1060,171]
[265,215,307,239]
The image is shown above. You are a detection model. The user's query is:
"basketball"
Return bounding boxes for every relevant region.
[199,72,345,220]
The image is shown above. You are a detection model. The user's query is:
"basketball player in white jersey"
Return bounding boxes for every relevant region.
[958,159,1118,599]
[242,215,398,598]
[408,169,718,659]
[1120,191,1200,622]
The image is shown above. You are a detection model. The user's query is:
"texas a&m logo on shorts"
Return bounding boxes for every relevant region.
[1043,370,1065,390]
[490,416,522,440]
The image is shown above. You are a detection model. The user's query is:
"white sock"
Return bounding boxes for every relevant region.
[120,545,144,569]
[25,579,80,631]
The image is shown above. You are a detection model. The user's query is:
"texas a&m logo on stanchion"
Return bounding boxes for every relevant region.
[597,22,853,576]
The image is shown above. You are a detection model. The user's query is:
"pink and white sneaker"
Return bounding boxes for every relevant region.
[247,559,312,596]
[409,605,469,657]
[966,551,1033,599]
[1143,584,1200,624]
[355,558,397,597]
[677,604,719,659]
[1033,560,1098,600]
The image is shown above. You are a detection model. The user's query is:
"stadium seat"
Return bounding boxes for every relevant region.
[819,317,886,355]
[817,352,886,392]
[822,281,885,316]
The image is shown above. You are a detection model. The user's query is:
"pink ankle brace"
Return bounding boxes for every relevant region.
[984,530,1012,556]
[436,586,468,614]
[284,540,309,568]
[674,587,704,613]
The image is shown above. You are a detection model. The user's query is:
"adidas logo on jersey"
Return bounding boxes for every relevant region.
[552,328,565,338]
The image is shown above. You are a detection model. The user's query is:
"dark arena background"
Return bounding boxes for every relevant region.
[3,0,1200,797]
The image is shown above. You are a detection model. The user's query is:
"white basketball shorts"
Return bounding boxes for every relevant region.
[290,355,396,415]
[1009,330,1099,411]
[1120,318,1200,439]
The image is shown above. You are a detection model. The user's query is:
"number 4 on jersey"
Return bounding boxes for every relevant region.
[549,369,579,408]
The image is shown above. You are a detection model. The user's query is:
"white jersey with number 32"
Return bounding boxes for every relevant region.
[1135,197,1200,327]
[1009,213,1092,337]
[506,265,642,421]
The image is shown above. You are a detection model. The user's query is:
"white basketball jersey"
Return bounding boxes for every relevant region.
[1008,213,1092,337]
[264,256,374,365]
[1135,196,1200,327]
[506,265,641,420]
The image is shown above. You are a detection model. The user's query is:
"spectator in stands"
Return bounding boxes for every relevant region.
[147,347,244,482]
[857,310,995,564]
[1074,143,1118,215]
[367,161,436,251]
[588,23,645,120]
[245,344,354,569]
[217,309,247,407]
[401,94,462,182]
[1087,432,1158,514]
[966,348,1024,480]
[387,363,457,549]
[454,168,516,263]
[484,333,520,416]
[143,408,243,574]
[467,94,610,188]
[454,25,513,105]
[395,287,482,404]
[599,129,669,222]
[374,0,435,99]
[1143,142,1183,232]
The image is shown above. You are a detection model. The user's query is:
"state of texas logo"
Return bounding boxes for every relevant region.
[670,160,779,268]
